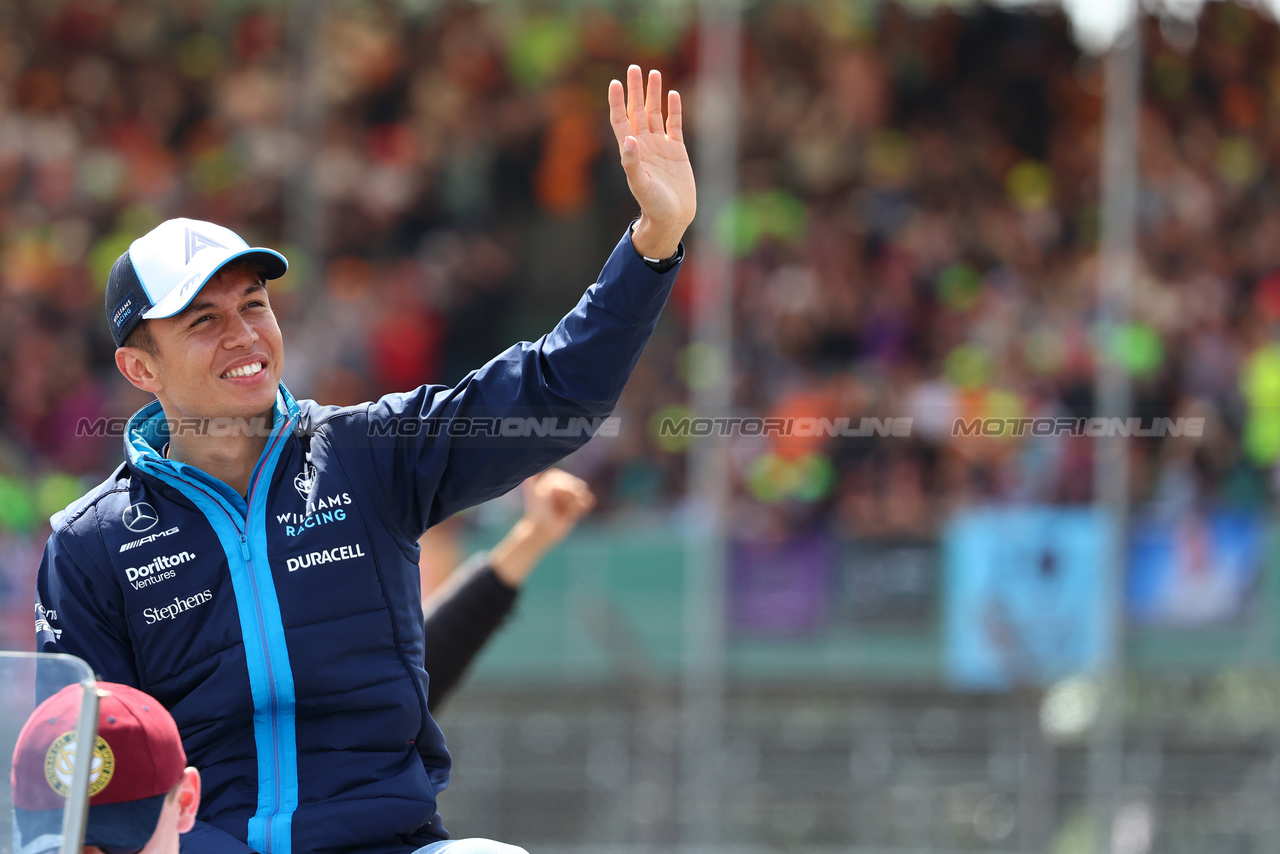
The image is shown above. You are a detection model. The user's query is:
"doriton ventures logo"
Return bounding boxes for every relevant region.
[125,551,195,590]
[122,502,159,533]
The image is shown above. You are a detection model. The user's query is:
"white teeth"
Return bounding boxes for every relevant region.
[222,362,264,379]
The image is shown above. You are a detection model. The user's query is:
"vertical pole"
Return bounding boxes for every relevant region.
[1090,7,1141,854]
[285,0,326,294]
[681,0,742,844]
[58,682,99,854]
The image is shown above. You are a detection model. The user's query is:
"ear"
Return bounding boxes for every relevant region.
[115,347,163,394]
[175,767,201,834]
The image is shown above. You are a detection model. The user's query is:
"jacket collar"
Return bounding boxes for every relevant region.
[125,383,301,471]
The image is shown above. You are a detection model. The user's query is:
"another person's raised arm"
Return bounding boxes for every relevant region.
[423,470,595,711]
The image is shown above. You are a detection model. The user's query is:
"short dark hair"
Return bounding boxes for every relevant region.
[215,257,270,282]
[121,320,157,355]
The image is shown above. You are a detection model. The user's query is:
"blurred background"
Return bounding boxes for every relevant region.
[6,0,1280,851]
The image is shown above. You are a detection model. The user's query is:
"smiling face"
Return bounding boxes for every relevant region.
[115,266,284,423]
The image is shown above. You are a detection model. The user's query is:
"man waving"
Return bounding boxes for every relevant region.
[35,67,693,854]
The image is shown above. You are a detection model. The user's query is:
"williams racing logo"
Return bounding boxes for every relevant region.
[277,491,352,537]
[45,732,115,797]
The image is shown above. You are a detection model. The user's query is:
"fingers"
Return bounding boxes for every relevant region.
[645,69,664,134]
[608,78,631,148]
[626,64,645,130]
[609,66,682,169]
[666,89,683,143]
[551,488,593,519]
[539,470,595,516]
[570,481,596,514]
[620,133,640,174]
[567,488,595,518]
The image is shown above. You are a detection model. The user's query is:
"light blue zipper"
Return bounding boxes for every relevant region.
[127,390,300,854]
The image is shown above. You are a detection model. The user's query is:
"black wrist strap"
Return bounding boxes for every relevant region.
[641,243,684,273]
[630,220,684,273]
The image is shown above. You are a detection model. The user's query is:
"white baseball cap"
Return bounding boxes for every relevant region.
[106,218,288,346]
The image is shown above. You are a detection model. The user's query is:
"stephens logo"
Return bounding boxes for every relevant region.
[287,543,366,572]
[125,551,195,590]
[120,526,179,553]
[143,590,213,625]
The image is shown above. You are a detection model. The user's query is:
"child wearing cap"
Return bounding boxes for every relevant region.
[11,683,201,854]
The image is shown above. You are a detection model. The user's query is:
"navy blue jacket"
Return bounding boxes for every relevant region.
[34,229,679,854]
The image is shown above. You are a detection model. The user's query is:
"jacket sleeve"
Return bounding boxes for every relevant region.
[35,524,139,687]
[357,227,681,538]
[422,554,519,712]
[181,821,258,854]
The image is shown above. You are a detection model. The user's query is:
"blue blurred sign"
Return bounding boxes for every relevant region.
[944,507,1113,690]
[1127,511,1264,627]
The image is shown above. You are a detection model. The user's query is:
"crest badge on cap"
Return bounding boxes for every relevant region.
[43,732,116,798]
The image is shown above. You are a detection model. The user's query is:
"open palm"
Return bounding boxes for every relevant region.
[608,66,697,249]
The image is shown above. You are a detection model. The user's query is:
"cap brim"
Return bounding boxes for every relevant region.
[14,795,166,853]
[84,794,168,849]
[141,247,288,321]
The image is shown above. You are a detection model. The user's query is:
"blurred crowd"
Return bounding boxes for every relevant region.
[1,0,1279,641]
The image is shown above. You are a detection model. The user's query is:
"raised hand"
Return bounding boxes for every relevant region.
[520,469,595,547]
[608,65,697,260]
[486,469,596,588]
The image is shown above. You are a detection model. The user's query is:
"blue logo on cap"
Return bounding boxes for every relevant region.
[112,297,135,327]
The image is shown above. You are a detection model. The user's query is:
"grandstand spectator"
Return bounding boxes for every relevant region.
[0,0,1275,632]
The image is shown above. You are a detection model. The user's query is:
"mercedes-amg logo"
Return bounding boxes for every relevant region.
[122,502,159,533]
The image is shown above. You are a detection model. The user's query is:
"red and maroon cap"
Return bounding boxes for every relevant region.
[11,682,187,853]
